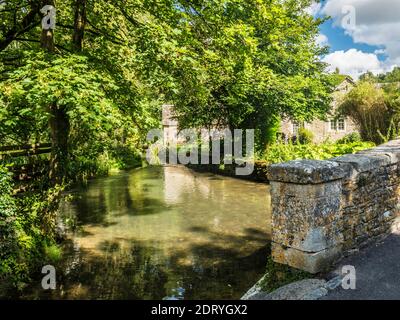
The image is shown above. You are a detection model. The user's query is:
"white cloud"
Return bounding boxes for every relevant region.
[316,33,329,46]
[305,1,322,16]
[322,0,400,68]
[322,49,385,79]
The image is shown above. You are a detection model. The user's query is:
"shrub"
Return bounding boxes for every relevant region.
[259,257,311,293]
[297,128,314,144]
[263,140,375,164]
[336,132,362,144]
[339,82,395,144]
[0,165,62,294]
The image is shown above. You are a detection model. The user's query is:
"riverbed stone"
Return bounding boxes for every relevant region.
[245,279,328,300]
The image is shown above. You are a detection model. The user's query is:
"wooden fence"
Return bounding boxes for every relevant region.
[0,143,52,159]
[0,143,52,185]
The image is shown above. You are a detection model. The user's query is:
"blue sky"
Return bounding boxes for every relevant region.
[312,0,400,79]
[320,21,386,61]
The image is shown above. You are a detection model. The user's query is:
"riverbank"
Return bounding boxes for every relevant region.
[186,161,270,183]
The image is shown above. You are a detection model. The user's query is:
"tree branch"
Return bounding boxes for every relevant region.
[14,38,72,53]
[0,3,40,52]
[86,19,127,46]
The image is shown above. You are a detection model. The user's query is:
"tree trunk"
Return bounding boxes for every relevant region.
[41,28,55,52]
[40,0,56,51]
[48,104,70,184]
[73,0,86,51]
[40,0,70,184]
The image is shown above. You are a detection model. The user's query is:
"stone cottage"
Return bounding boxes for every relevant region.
[162,104,180,144]
[280,77,358,143]
[162,77,358,144]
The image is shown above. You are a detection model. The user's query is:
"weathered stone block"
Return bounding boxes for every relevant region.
[267,160,351,184]
[272,242,342,274]
[271,180,341,198]
[358,140,400,164]
[332,154,390,173]
[271,180,343,252]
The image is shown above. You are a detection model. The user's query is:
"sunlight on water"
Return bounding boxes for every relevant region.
[23,166,271,300]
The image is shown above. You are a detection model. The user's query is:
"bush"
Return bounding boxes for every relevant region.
[297,128,314,144]
[0,165,62,294]
[336,132,362,144]
[259,257,311,293]
[339,82,394,144]
[263,140,375,164]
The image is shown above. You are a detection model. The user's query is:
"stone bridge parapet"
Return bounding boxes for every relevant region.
[268,139,400,273]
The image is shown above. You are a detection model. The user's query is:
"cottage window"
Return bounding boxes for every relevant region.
[293,122,304,135]
[330,118,345,131]
[330,120,337,131]
[338,118,345,131]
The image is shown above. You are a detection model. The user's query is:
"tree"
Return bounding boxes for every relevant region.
[359,71,377,82]
[130,0,333,150]
[339,81,395,144]
[0,0,161,181]
[380,67,400,83]
[1,0,335,174]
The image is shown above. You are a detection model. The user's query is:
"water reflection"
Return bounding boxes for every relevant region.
[22,166,271,300]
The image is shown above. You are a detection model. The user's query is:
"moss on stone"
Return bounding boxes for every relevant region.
[259,257,312,293]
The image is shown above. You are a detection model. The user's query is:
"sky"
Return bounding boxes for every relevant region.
[311,0,400,79]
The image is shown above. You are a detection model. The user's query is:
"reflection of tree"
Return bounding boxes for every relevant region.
[68,169,170,227]
[25,240,170,300]
[18,166,271,300]
[19,231,270,300]
[73,188,108,225]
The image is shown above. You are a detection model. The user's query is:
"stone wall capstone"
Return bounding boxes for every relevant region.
[267,139,400,273]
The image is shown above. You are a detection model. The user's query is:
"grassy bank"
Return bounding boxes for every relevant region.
[0,148,144,296]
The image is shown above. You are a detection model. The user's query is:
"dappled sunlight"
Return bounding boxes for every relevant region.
[22,166,271,299]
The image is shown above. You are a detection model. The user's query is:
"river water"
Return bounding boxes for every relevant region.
[24,166,271,300]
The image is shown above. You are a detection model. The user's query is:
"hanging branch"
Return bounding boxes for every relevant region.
[0,4,40,52]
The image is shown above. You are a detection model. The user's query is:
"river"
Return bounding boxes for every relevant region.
[22,165,271,300]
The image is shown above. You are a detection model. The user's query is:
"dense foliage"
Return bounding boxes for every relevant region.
[0,0,341,292]
[1,0,335,173]
[0,165,62,292]
[262,137,375,164]
[360,67,400,84]
[339,80,400,144]
[166,0,334,149]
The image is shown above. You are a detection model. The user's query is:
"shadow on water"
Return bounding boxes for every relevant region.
[22,236,270,300]
[18,166,272,300]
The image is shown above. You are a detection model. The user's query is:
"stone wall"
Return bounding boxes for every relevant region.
[280,117,358,144]
[267,139,400,273]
